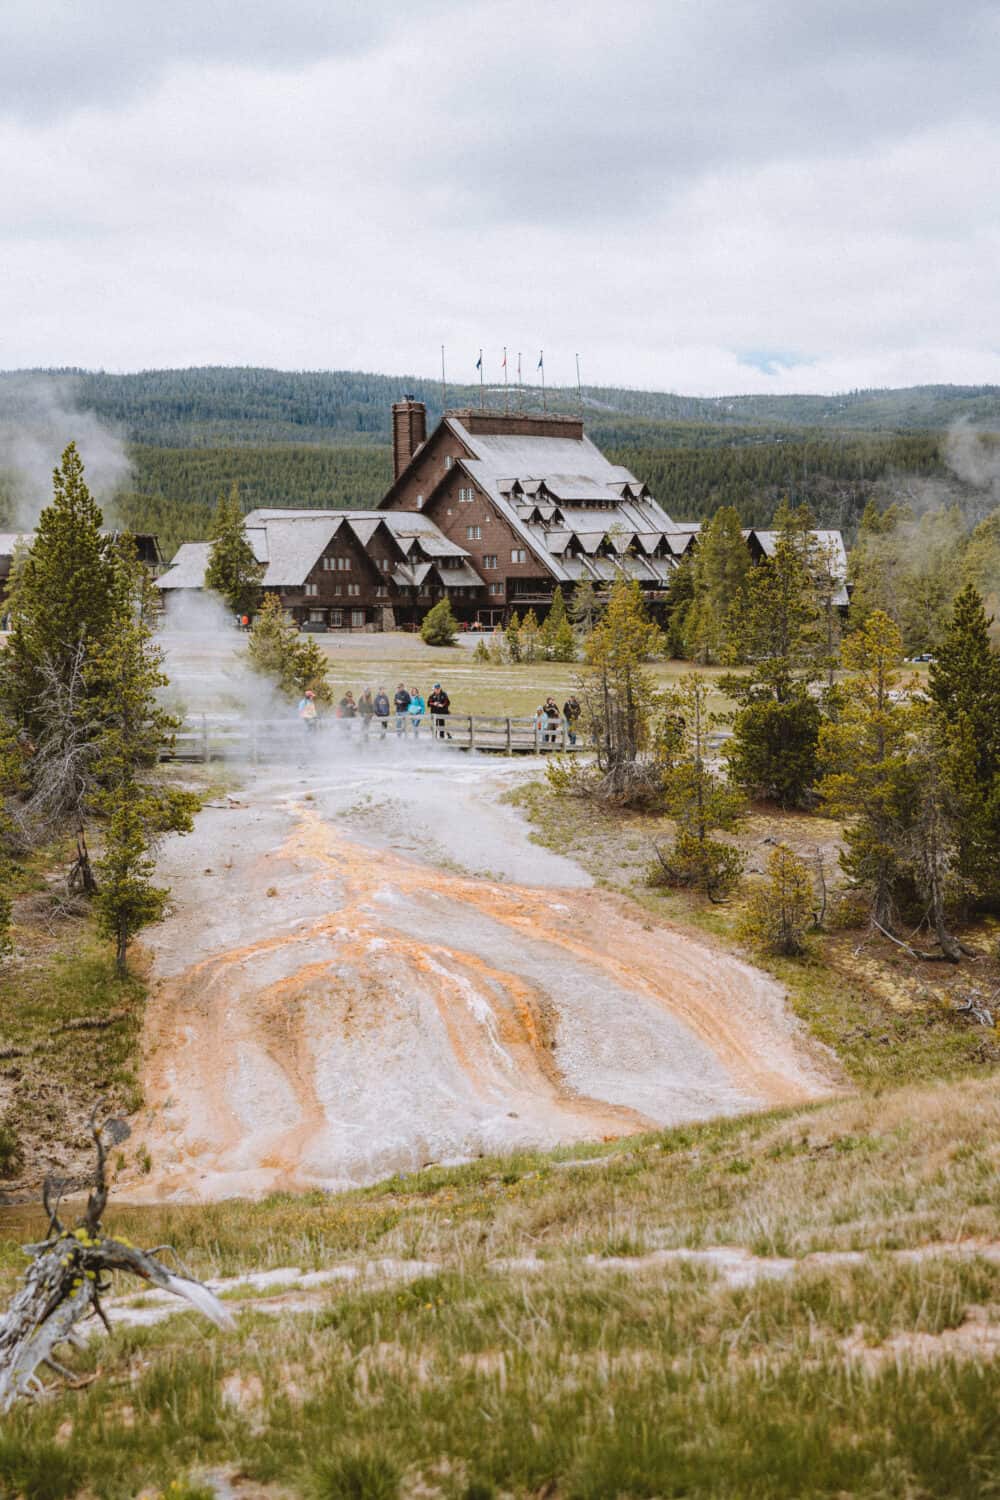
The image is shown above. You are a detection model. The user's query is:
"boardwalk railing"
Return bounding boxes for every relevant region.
[165,713,583,762]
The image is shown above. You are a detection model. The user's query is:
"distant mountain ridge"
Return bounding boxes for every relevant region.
[3,367,1000,448]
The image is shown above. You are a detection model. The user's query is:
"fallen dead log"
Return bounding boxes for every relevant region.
[0,1105,233,1412]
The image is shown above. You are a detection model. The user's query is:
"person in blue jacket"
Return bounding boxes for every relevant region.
[407,686,426,736]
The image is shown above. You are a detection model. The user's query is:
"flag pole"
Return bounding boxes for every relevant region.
[479,349,484,411]
[503,346,509,414]
[540,350,546,413]
[517,351,522,413]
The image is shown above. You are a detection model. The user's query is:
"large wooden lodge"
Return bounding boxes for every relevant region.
[134,399,845,630]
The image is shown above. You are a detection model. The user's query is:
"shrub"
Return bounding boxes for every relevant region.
[310,1452,399,1500]
[420,598,458,646]
[0,1113,23,1177]
[725,694,821,808]
[649,829,744,902]
[736,843,816,955]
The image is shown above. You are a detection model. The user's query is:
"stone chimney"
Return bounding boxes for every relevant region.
[391,396,427,480]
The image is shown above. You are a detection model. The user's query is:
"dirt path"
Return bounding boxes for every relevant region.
[127,753,836,1201]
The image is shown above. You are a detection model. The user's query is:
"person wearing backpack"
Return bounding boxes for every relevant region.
[374,686,391,737]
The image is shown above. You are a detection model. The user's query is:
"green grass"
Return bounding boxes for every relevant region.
[508,780,1000,1091]
[0,1071,998,1495]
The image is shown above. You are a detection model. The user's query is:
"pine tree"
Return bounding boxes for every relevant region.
[684,506,748,664]
[664,549,695,658]
[0,442,117,737]
[724,694,821,808]
[727,535,822,695]
[817,611,916,932]
[87,539,199,841]
[94,797,168,977]
[737,844,815,956]
[505,611,523,663]
[540,588,571,659]
[550,580,664,807]
[204,483,262,618]
[722,531,825,806]
[651,673,745,898]
[520,609,541,663]
[568,579,598,635]
[248,593,303,690]
[420,598,458,646]
[291,636,334,705]
[248,593,333,701]
[551,614,577,663]
[87,541,198,974]
[926,583,1000,895]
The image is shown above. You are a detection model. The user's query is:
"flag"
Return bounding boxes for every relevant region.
[475,352,482,371]
[537,352,544,370]
[501,350,507,369]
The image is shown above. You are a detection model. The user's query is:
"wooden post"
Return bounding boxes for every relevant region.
[506,717,513,756]
[469,715,476,750]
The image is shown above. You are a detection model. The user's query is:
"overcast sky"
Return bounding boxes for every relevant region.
[1,0,998,396]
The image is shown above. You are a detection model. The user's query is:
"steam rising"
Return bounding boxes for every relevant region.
[0,373,133,528]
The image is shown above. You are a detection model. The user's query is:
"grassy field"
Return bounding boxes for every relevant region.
[307,635,738,719]
[3,643,996,1498]
[0,1075,998,1497]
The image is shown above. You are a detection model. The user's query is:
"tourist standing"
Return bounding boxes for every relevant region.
[428,682,451,739]
[408,686,426,737]
[394,682,411,737]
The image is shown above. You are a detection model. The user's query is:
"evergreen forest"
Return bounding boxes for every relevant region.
[1,367,999,562]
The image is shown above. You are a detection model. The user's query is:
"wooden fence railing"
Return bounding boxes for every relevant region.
[164,714,584,762]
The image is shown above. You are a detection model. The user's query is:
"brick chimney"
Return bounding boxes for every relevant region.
[392,396,427,480]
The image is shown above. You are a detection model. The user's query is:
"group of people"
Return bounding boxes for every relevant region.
[299,682,452,738]
[535,695,582,746]
[297,683,583,746]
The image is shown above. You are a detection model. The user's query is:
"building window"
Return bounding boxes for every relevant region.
[483,554,498,569]
[333,584,342,596]
[330,609,343,626]
[511,548,526,563]
[305,582,318,596]
[351,609,365,627]
[309,608,325,622]
[444,455,454,470]
[458,486,474,503]
[490,582,504,596]
[347,583,360,596]
[467,525,481,540]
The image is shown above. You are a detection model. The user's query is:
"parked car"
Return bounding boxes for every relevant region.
[300,620,328,633]
[909,652,935,663]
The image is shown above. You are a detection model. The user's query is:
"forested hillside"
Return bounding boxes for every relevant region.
[5,367,1000,446]
[2,368,999,560]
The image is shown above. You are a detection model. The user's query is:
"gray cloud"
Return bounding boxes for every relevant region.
[0,0,998,394]
[0,0,458,119]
